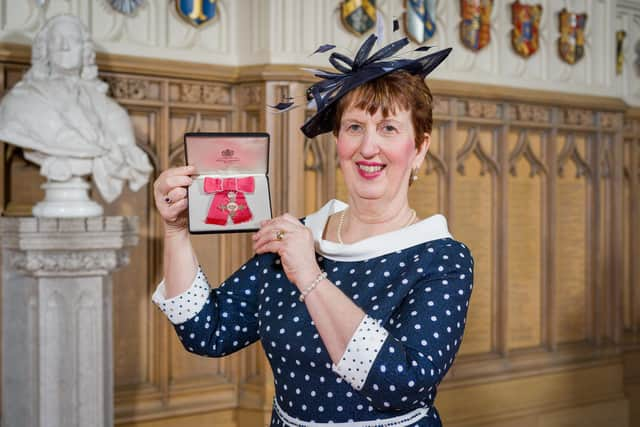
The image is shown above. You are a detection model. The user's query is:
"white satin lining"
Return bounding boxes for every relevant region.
[304,199,453,262]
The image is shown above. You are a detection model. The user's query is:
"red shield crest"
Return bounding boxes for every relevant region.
[460,0,493,51]
[511,1,542,58]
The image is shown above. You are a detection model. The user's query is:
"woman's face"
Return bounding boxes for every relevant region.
[336,105,428,207]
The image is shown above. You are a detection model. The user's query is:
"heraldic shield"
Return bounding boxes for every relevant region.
[404,0,437,44]
[176,0,218,27]
[511,1,542,58]
[558,8,587,64]
[460,0,493,51]
[341,0,377,36]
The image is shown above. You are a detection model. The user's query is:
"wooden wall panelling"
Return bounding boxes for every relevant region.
[98,75,165,414]
[588,110,625,346]
[2,63,43,216]
[438,361,629,427]
[451,99,501,357]
[544,107,559,352]
[624,108,640,426]
[303,131,320,215]
[265,82,306,218]
[554,125,591,346]
[600,111,625,344]
[612,127,625,345]
[587,113,602,347]
[303,129,335,216]
[433,96,455,217]
[166,79,243,416]
[437,96,456,219]
[497,109,509,360]
[505,117,548,352]
[633,118,640,335]
[106,106,160,401]
[635,119,640,336]
[597,131,612,344]
[622,114,640,337]
[622,131,631,333]
[235,84,265,133]
[106,74,167,421]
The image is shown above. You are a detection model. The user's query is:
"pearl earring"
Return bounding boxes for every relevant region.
[409,167,419,186]
[411,167,419,182]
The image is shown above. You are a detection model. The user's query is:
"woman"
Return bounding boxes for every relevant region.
[152,35,473,426]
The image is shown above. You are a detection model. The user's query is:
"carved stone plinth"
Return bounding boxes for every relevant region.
[1,216,138,427]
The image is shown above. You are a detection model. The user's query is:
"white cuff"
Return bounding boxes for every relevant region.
[332,315,389,391]
[152,267,211,325]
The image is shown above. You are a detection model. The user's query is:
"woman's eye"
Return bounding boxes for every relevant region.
[382,125,398,133]
[347,124,362,133]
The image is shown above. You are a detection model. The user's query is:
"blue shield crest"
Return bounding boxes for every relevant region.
[176,0,218,27]
[405,0,436,43]
[341,0,377,36]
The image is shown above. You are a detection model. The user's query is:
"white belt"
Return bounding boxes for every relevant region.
[274,398,430,427]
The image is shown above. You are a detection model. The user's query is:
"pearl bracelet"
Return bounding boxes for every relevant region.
[298,271,328,302]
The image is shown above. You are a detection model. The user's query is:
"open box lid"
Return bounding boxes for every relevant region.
[184,132,270,175]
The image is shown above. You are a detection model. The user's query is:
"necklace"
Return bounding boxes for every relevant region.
[336,208,417,244]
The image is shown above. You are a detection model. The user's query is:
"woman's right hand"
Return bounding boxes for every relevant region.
[153,165,195,235]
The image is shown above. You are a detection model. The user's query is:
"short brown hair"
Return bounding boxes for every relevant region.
[332,70,433,148]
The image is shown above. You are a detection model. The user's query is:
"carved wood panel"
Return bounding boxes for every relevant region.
[623,117,640,335]
[624,136,632,331]
[105,108,158,391]
[506,129,546,350]
[555,133,590,344]
[453,126,497,356]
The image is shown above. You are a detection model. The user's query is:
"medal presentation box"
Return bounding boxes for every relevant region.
[184,132,272,234]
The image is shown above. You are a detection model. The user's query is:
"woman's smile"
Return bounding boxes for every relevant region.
[356,161,386,179]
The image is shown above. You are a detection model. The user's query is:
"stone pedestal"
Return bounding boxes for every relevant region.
[0,216,139,427]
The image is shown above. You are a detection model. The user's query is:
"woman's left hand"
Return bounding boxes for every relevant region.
[253,213,321,289]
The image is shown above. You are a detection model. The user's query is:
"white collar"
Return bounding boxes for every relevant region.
[304,199,453,262]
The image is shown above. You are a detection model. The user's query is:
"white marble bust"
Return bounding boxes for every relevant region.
[0,14,152,211]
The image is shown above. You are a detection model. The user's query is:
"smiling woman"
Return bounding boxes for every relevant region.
[152,34,473,427]
[330,71,432,238]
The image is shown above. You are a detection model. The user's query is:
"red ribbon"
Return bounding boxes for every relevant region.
[203,177,255,225]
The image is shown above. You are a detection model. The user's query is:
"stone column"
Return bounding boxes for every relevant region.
[1,216,139,427]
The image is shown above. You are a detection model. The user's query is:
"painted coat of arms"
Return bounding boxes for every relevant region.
[558,8,587,65]
[404,0,437,44]
[176,0,218,28]
[341,0,377,36]
[511,1,542,58]
[460,0,493,51]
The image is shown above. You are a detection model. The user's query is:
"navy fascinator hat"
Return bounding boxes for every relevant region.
[296,34,452,139]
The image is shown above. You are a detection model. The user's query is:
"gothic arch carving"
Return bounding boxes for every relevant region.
[557,134,591,179]
[456,127,499,176]
[508,130,547,178]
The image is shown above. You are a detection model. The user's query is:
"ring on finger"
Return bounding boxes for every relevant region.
[275,229,286,241]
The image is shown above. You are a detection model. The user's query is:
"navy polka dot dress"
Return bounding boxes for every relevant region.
[153,200,474,426]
